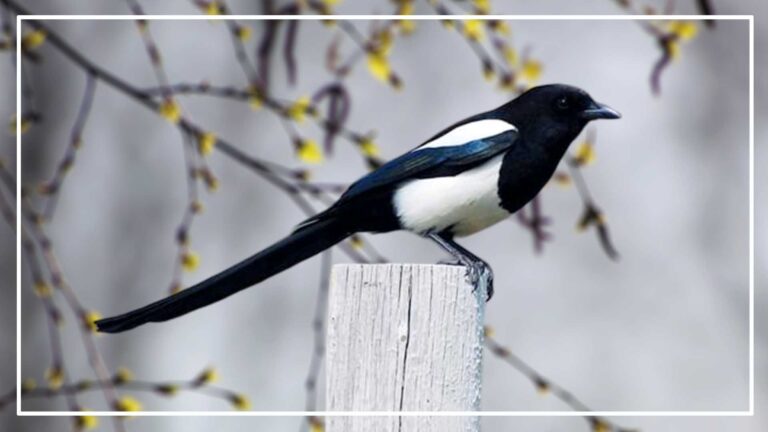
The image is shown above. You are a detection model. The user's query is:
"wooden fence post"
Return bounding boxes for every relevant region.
[326,263,486,432]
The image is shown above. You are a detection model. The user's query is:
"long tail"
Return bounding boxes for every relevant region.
[96,217,350,333]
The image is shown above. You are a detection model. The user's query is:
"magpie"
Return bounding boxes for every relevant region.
[96,84,620,333]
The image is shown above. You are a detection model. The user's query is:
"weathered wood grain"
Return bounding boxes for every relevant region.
[326,264,486,432]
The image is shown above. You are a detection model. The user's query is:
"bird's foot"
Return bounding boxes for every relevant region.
[465,261,494,302]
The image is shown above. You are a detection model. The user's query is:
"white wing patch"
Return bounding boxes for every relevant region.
[419,119,517,150]
[394,154,510,237]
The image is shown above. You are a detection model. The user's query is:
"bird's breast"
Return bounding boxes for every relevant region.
[393,155,510,237]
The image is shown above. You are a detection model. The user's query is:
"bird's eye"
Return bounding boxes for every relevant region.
[555,96,570,111]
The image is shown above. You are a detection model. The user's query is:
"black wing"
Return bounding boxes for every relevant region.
[293,128,519,231]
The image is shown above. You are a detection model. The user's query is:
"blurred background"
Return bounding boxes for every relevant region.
[2,0,767,431]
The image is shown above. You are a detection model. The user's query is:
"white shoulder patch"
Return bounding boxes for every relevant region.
[420,119,516,150]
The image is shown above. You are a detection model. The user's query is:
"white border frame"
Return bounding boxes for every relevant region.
[15,14,754,417]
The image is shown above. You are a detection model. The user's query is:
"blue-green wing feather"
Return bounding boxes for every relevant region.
[340,129,518,202]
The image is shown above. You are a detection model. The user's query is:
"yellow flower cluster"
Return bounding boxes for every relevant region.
[230,393,252,410]
[666,21,699,59]
[10,114,32,135]
[235,25,252,42]
[159,99,182,124]
[82,310,102,333]
[248,86,264,110]
[197,366,219,384]
[473,0,491,14]
[204,1,222,15]
[114,366,134,384]
[309,417,325,432]
[181,251,201,272]
[519,60,543,84]
[21,30,47,51]
[296,139,324,164]
[115,395,143,412]
[358,136,379,158]
[287,96,313,123]
[198,132,217,156]
[45,365,64,390]
[462,20,485,41]
[33,281,52,298]
[366,29,402,90]
[574,141,596,166]
[75,413,99,431]
[395,1,416,34]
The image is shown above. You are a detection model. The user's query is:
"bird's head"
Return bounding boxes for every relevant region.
[500,84,620,144]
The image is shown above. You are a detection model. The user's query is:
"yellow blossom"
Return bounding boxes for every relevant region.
[45,366,64,390]
[296,139,323,164]
[21,378,37,392]
[287,96,312,123]
[519,59,543,83]
[574,141,596,165]
[33,281,52,298]
[592,418,610,432]
[181,251,200,272]
[309,418,325,432]
[114,367,134,384]
[397,2,416,34]
[248,86,263,110]
[204,1,222,15]
[667,39,681,59]
[359,138,379,158]
[205,176,219,192]
[75,413,99,431]
[230,393,252,411]
[82,310,102,333]
[367,52,391,83]
[489,20,511,36]
[473,0,491,14]
[235,26,252,41]
[502,46,518,67]
[10,114,31,135]
[482,63,495,81]
[668,21,698,40]
[374,29,394,55]
[197,366,219,384]
[159,99,182,124]
[198,132,217,156]
[21,29,46,50]
[115,395,143,412]
[462,20,484,41]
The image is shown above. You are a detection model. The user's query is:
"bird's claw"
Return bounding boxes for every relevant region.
[465,261,494,302]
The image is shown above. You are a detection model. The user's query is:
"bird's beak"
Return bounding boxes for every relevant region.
[581,101,621,120]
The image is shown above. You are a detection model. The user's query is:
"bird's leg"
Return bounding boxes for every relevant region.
[427,233,494,301]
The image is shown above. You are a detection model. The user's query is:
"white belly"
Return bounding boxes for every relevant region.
[393,155,510,237]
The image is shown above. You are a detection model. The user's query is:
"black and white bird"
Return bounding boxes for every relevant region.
[96,84,620,333]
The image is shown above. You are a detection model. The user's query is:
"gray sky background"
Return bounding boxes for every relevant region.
[2,1,767,431]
